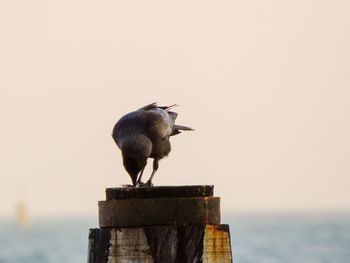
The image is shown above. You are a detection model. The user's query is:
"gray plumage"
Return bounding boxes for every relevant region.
[112,103,193,186]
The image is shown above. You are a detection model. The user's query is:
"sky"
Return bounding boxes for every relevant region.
[1,0,350,217]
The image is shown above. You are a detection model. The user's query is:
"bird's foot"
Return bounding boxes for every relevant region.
[121,184,134,188]
[145,180,154,187]
[134,181,153,187]
[136,181,147,187]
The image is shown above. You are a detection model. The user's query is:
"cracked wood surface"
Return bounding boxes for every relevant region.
[88,225,232,263]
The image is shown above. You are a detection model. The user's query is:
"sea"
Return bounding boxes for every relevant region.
[0,213,349,263]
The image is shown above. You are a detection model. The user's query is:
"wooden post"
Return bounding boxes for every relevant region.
[87,185,233,263]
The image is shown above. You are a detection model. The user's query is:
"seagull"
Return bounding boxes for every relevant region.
[112,102,193,187]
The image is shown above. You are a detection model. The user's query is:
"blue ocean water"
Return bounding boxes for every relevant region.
[0,217,95,263]
[0,213,349,263]
[226,213,350,263]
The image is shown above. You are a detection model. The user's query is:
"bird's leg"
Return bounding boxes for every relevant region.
[146,159,159,186]
[131,175,137,187]
[136,167,145,186]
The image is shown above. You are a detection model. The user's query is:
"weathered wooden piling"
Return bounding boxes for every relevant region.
[88,185,233,263]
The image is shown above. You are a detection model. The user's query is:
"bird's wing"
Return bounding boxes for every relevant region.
[137,103,193,137]
[138,102,158,111]
[138,103,179,112]
[162,104,179,111]
[167,111,178,122]
[154,108,175,129]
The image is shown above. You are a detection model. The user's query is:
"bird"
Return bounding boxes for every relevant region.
[112,102,193,187]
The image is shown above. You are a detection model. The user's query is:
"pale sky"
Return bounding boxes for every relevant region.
[1,0,350,217]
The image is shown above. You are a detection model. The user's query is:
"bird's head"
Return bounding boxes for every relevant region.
[120,134,152,186]
[122,154,146,186]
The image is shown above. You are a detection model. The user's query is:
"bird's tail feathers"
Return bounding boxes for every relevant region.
[171,124,194,136]
[164,104,179,111]
[138,102,158,111]
[139,102,179,112]
[174,124,194,131]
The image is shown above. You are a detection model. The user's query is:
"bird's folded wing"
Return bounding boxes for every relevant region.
[138,102,158,111]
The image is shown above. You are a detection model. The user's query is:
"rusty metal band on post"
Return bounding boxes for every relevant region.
[98,196,220,227]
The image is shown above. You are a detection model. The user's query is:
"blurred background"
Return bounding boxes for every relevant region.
[1,0,349,262]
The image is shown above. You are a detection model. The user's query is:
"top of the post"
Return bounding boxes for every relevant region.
[105,185,214,200]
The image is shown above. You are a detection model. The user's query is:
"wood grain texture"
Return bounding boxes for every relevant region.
[88,228,111,263]
[89,186,232,262]
[106,185,214,200]
[87,225,232,263]
[203,225,232,263]
[108,228,153,263]
[99,197,220,227]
